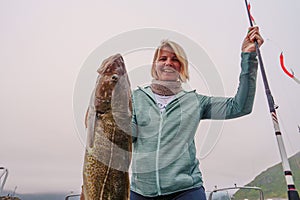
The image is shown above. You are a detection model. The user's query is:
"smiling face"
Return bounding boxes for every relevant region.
[155,46,181,81]
[151,40,189,82]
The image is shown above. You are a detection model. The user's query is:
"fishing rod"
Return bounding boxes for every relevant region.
[244,1,300,200]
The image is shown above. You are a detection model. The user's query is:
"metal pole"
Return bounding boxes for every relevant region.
[244,1,300,200]
[65,194,81,200]
[0,167,9,195]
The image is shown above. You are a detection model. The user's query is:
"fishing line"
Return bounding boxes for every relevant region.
[277,110,296,154]
[265,38,300,169]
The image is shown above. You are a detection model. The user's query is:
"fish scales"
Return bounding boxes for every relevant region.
[81,54,132,200]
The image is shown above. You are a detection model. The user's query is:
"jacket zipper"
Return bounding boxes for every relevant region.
[155,111,164,195]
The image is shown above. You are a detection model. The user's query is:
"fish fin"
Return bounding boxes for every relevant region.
[86,89,97,148]
[84,107,89,129]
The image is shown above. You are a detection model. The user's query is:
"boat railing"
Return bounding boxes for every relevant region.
[207,184,264,200]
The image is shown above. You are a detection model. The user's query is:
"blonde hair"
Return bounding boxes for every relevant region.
[151,40,189,82]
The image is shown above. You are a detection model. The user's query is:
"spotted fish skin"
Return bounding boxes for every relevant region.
[82,54,132,200]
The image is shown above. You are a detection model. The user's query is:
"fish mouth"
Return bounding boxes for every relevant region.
[95,106,111,116]
[95,98,111,115]
[96,110,108,116]
[95,98,111,107]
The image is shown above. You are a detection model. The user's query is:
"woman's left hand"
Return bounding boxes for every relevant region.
[242,26,264,52]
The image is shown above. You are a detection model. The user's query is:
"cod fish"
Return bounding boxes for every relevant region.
[81,54,132,200]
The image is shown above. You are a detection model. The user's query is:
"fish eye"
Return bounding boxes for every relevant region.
[111,74,119,82]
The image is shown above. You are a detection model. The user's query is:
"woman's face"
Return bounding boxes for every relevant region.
[155,47,181,81]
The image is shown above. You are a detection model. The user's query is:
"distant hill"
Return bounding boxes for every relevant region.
[234,151,300,199]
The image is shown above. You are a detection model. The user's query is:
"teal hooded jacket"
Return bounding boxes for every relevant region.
[130,52,258,197]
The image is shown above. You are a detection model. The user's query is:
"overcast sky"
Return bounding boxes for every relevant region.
[1,0,300,195]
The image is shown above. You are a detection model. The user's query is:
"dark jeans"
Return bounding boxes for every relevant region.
[130,186,206,200]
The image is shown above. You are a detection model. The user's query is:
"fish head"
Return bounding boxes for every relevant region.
[94,54,130,115]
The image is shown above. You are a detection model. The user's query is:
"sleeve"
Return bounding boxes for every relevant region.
[131,91,138,143]
[201,52,258,120]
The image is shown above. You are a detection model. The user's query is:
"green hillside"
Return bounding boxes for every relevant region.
[234,151,300,199]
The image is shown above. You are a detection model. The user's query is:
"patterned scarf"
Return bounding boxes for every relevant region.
[150,79,183,96]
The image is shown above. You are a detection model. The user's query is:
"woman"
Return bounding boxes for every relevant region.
[130,26,264,200]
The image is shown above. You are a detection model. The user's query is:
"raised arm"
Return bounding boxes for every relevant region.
[201,27,264,120]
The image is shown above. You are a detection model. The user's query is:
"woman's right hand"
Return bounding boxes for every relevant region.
[241,26,264,52]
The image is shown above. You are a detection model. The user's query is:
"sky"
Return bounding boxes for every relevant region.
[1,0,300,196]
